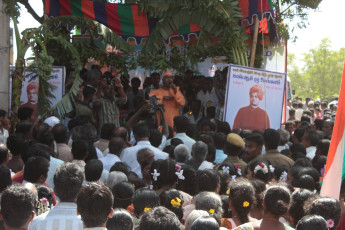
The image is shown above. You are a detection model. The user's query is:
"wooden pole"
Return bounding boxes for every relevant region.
[249,17,260,67]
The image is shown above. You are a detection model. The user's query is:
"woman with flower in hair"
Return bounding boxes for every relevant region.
[304,197,342,230]
[150,159,193,207]
[246,159,273,184]
[160,189,184,222]
[221,179,257,229]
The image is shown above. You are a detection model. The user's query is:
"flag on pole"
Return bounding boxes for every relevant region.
[320,62,345,199]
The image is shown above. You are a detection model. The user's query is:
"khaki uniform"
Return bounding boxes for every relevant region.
[262,149,294,168]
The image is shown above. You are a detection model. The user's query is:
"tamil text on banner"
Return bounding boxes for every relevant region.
[223,64,286,132]
[9,66,66,118]
[320,62,345,200]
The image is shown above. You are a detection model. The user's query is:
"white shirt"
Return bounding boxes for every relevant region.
[306,146,317,160]
[166,133,196,155]
[46,157,64,189]
[29,202,83,230]
[100,154,121,171]
[120,141,168,178]
[198,160,214,170]
[0,128,9,145]
[295,108,304,120]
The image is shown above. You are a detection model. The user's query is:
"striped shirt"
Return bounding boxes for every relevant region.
[29,202,83,230]
[97,96,126,129]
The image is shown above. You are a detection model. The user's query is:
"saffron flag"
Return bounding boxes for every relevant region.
[320,62,345,199]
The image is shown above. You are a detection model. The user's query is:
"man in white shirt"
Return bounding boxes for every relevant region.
[302,129,319,160]
[30,163,84,230]
[100,137,124,171]
[166,116,196,152]
[295,102,304,120]
[191,141,213,170]
[121,124,168,178]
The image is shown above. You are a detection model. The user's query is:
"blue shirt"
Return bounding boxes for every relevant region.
[215,149,227,164]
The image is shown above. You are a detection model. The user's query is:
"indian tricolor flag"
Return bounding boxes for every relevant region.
[321,62,345,199]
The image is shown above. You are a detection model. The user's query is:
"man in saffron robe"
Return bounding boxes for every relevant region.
[233,84,270,132]
[149,70,185,128]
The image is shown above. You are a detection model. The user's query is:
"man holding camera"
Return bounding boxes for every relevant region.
[149,70,185,128]
[94,76,127,129]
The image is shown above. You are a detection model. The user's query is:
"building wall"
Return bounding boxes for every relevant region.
[0,0,10,112]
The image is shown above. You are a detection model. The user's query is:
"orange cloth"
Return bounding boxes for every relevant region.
[149,87,185,128]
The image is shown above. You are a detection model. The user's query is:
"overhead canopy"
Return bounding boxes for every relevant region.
[45,0,275,44]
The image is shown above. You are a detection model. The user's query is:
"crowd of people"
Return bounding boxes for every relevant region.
[0,66,343,230]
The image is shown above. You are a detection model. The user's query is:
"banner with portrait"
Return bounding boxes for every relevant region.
[9,66,66,118]
[223,64,286,132]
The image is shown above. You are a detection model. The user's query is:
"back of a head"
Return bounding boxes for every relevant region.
[85,159,103,182]
[317,139,330,156]
[293,158,312,167]
[37,130,55,148]
[108,137,125,155]
[175,165,197,196]
[171,138,183,147]
[305,129,320,146]
[194,191,223,225]
[77,183,114,228]
[264,185,291,217]
[290,189,316,227]
[159,189,184,221]
[24,156,50,184]
[0,165,11,192]
[54,163,84,202]
[294,127,306,143]
[139,206,180,230]
[133,124,150,139]
[72,139,89,160]
[296,215,328,230]
[292,174,316,191]
[264,129,280,150]
[112,181,135,209]
[174,116,189,133]
[100,123,116,140]
[278,129,290,145]
[1,185,36,228]
[15,120,34,136]
[0,144,8,165]
[150,159,178,190]
[306,197,342,230]
[213,132,227,149]
[291,143,307,155]
[174,144,190,163]
[192,141,208,162]
[149,129,162,148]
[229,179,255,224]
[133,188,160,217]
[110,162,130,176]
[17,107,34,121]
[32,123,50,141]
[106,171,128,190]
[191,216,219,230]
[106,209,134,230]
[196,169,220,193]
[51,123,68,143]
[6,133,26,157]
[22,143,51,163]
[185,210,210,230]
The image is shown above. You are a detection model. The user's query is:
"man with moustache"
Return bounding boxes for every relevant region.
[149,70,185,128]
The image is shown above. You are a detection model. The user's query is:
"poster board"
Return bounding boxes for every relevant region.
[223,64,286,132]
[9,66,66,118]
